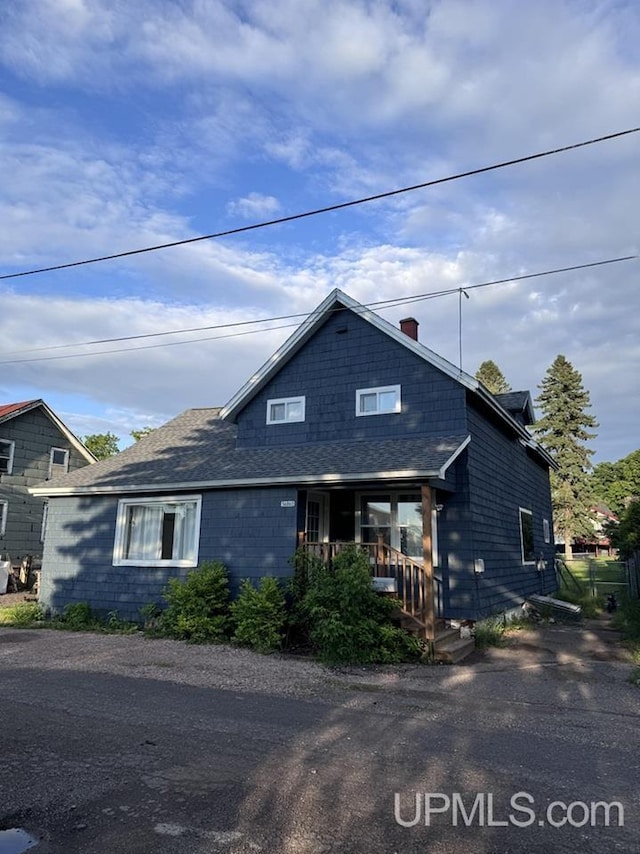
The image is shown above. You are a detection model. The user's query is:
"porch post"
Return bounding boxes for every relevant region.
[421,484,436,644]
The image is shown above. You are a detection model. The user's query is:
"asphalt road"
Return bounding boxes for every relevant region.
[0,625,638,854]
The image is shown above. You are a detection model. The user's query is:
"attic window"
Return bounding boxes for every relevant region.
[356,385,401,416]
[0,439,15,474]
[266,396,305,425]
[49,447,69,478]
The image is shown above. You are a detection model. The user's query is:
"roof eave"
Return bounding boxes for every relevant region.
[30,466,456,498]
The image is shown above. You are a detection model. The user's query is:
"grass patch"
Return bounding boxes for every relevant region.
[474,617,507,649]
[0,602,44,627]
[611,598,640,684]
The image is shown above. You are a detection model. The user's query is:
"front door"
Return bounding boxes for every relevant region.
[306,492,329,543]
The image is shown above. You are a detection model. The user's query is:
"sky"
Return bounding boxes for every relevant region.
[0,0,638,463]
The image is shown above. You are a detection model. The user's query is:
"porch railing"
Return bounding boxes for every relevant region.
[301,539,442,627]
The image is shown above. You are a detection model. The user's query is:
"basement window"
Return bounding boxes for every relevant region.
[113,496,201,567]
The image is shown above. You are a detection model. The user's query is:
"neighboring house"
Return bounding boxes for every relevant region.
[571,504,619,558]
[1,400,95,568]
[32,290,557,634]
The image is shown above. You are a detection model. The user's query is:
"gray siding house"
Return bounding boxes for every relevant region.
[1,400,95,569]
[32,290,557,633]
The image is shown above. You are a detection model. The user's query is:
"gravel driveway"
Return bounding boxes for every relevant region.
[1,620,638,854]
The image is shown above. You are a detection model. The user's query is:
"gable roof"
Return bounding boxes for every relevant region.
[0,399,97,463]
[31,407,470,496]
[221,289,555,468]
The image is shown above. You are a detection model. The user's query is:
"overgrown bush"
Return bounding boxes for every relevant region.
[300,544,421,665]
[231,576,286,653]
[159,561,231,643]
[0,602,44,626]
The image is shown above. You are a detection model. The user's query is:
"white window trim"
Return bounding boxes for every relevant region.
[113,495,202,567]
[543,518,551,544]
[519,507,535,565]
[0,438,15,475]
[49,447,70,477]
[355,385,401,417]
[41,502,49,543]
[266,396,306,425]
[0,500,7,536]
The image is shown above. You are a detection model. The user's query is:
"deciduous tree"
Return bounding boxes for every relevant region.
[83,432,120,460]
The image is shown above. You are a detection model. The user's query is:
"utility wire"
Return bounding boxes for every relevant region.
[0,253,636,365]
[1,127,638,282]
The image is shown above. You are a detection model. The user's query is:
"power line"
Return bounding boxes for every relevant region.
[0,253,635,365]
[1,127,638,283]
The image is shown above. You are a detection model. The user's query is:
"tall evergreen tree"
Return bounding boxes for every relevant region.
[534,355,598,560]
[475,360,511,394]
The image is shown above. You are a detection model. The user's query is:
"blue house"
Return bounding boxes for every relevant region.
[32,290,557,640]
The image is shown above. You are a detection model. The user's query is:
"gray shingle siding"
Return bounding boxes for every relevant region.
[0,408,90,561]
[464,402,556,619]
[40,488,299,620]
[235,310,467,447]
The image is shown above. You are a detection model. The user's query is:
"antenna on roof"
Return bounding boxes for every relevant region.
[458,288,470,371]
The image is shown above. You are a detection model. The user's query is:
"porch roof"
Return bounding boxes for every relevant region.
[31,406,470,496]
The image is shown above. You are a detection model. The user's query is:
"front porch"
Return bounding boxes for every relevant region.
[296,485,474,662]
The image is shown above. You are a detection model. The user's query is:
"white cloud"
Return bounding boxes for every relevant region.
[0,0,639,463]
[227,193,281,220]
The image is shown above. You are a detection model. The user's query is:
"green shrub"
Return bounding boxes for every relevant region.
[104,610,138,634]
[301,544,421,665]
[231,576,286,653]
[0,602,44,627]
[59,601,97,630]
[159,561,231,643]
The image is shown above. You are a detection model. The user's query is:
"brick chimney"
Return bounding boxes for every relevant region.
[399,317,419,341]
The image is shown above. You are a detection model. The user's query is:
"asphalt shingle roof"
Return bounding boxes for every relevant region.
[34,407,469,495]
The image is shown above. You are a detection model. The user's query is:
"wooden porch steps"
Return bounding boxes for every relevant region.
[394,612,475,663]
[434,630,476,664]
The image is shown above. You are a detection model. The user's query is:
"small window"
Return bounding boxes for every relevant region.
[543,518,551,544]
[113,496,201,567]
[49,447,69,478]
[356,385,401,416]
[0,439,15,475]
[519,508,535,564]
[0,500,7,536]
[266,396,305,424]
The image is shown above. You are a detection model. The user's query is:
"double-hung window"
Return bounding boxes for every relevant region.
[113,496,201,567]
[0,439,15,474]
[266,396,305,425]
[356,385,401,416]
